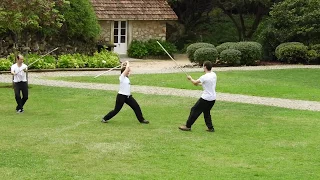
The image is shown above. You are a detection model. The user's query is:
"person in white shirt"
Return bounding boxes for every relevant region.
[11,54,28,113]
[101,61,149,124]
[179,61,217,132]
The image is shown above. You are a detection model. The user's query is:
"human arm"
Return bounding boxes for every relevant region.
[121,61,130,77]
[187,75,201,86]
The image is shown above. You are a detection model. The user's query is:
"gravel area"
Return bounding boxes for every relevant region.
[1,56,320,112]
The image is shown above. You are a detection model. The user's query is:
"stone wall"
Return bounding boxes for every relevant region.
[98,21,112,42]
[0,33,97,58]
[131,20,166,41]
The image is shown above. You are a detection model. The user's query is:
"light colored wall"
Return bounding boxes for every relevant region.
[131,20,166,41]
[98,20,112,42]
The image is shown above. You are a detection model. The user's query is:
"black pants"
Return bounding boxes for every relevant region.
[104,94,145,122]
[14,82,28,111]
[186,98,216,129]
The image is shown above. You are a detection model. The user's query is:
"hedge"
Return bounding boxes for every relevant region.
[219,49,242,66]
[194,48,218,65]
[186,43,215,62]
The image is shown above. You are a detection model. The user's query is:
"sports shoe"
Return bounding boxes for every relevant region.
[140,120,149,124]
[101,118,108,123]
[16,109,24,113]
[206,128,215,132]
[179,125,191,131]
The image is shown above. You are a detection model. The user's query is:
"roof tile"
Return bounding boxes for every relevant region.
[90,0,178,20]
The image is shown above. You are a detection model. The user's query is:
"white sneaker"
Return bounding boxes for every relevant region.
[101,118,108,123]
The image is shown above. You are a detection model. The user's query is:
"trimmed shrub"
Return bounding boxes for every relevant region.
[220,49,242,66]
[216,42,237,54]
[186,43,215,62]
[128,39,177,59]
[127,40,148,59]
[310,44,320,54]
[146,39,177,57]
[234,42,262,65]
[0,58,12,71]
[194,48,218,65]
[275,42,308,63]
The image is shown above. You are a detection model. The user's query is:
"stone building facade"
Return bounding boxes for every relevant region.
[91,0,177,55]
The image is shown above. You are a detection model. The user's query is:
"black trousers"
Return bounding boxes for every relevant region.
[14,82,28,111]
[186,98,216,129]
[104,94,145,122]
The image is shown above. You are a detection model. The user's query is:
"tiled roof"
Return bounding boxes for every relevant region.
[90,0,178,20]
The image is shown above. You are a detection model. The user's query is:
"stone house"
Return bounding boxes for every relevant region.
[90,0,178,54]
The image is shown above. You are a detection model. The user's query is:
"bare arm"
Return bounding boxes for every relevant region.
[122,61,130,77]
[187,75,201,86]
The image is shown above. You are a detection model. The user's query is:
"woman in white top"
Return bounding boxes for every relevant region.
[179,61,217,132]
[102,61,149,124]
[11,54,28,113]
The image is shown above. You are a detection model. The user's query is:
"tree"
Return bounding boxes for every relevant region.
[168,0,214,31]
[214,0,279,41]
[257,0,320,58]
[58,0,100,41]
[0,0,66,47]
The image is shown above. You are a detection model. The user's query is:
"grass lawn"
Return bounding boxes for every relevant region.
[0,83,319,179]
[49,68,320,102]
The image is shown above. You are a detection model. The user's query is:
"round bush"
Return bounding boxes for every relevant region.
[0,58,12,71]
[234,41,262,65]
[275,42,308,63]
[127,40,148,59]
[186,43,215,62]
[194,48,218,65]
[146,39,177,57]
[311,44,320,54]
[216,42,237,54]
[220,49,242,66]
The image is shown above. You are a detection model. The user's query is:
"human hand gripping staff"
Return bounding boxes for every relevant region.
[101,61,150,124]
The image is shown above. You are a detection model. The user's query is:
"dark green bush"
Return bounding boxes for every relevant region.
[128,39,177,59]
[194,48,218,65]
[220,49,242,66]
[216,42,237,54]
[186,43,215,62]
[234,42,262,65]
[127,40,148,59]
[0,58,12,71]
[310,44,320,54]
[275,42,308,64]
[146,39,177,57]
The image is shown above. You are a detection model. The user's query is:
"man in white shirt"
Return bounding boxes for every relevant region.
[101,61,149,124]
[11,54,28,113]
[179,61,217,132]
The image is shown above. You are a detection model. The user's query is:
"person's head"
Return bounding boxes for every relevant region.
[120,66,130,77]
[16,54,24,64]
[203,61,213,72]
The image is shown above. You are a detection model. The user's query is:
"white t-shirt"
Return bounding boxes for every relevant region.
[118,74,131,96]
[198,72,217,101]
[11,63,28,82]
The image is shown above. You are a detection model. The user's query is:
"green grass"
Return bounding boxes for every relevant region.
[0,83,319,179]
[50,68,320,101]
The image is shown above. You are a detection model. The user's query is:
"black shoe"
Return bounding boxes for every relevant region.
[179,125,191,131]
[101,118,108,123]
[140,120,149,124]
[16,109,24,113]
[206,128,215,132]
